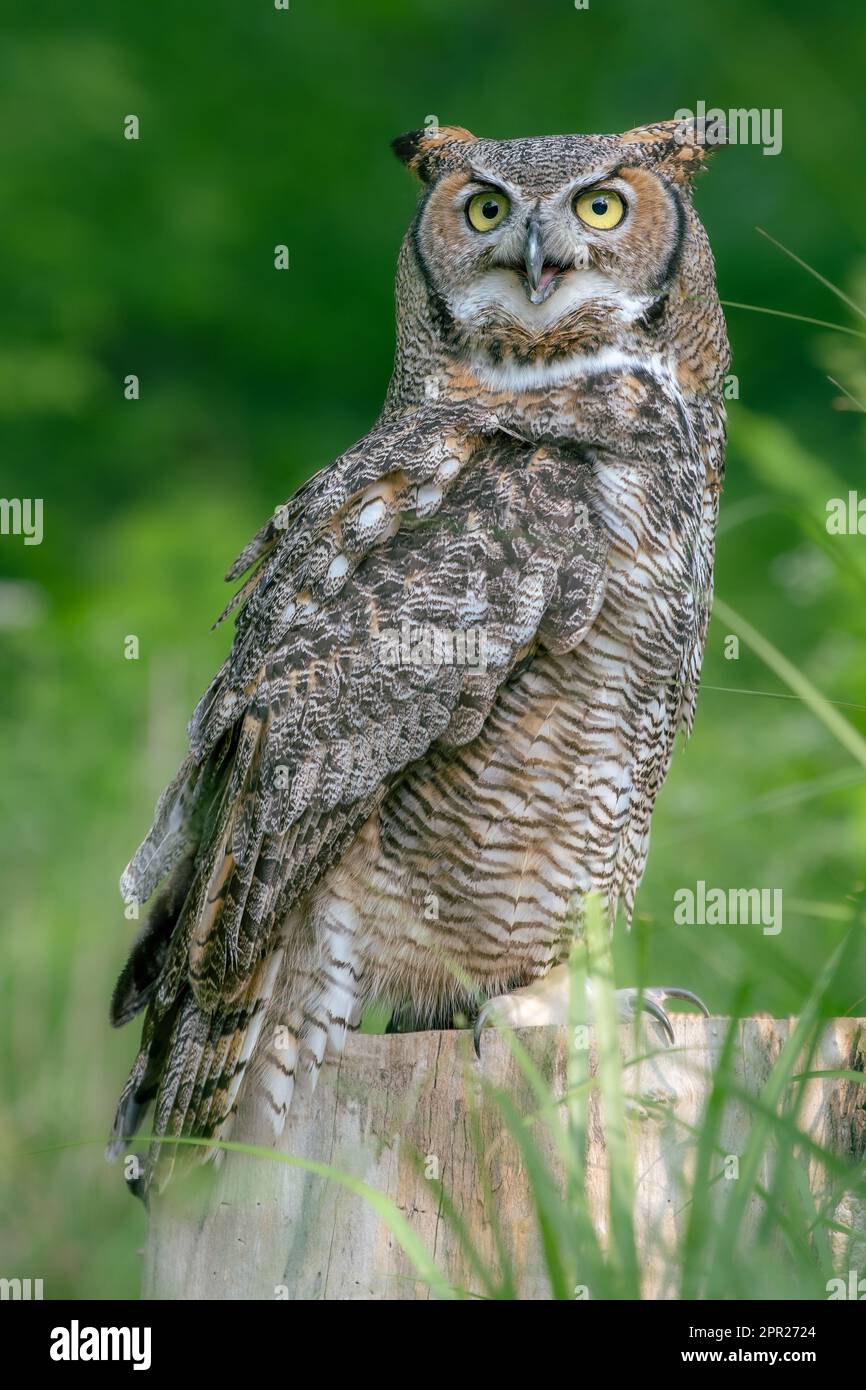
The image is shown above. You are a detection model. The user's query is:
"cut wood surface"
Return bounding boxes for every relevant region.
[143,1018,866,1300]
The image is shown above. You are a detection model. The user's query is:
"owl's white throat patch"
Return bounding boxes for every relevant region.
[468,344,687,399]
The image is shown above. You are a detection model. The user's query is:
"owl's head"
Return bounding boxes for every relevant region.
[392,119,724,384]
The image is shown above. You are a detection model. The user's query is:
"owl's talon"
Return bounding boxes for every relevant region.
[619,986,709,1047]
[630,993,675,1045]
[473,1000,498,1058]
[472,964,573,1059]
[660,986,710,1017]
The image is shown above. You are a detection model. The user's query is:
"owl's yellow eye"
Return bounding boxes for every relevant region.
[574,188,626,230]
[466,191,511,232]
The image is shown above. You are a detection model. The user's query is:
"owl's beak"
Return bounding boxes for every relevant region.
[522,213,565,305]
[523,213,545,298]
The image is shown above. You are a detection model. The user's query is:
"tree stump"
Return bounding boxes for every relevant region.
[143,1018,866,1300]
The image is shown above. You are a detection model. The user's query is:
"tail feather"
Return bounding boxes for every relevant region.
[110,856,196,1027]
[197,943,287,1143]
[109,938,288,1194]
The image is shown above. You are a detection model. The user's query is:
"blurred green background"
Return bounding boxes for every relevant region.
[1,0,864,1299]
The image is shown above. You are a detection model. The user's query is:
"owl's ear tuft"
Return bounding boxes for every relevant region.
[618,114,727,186]
[392,124,477,183]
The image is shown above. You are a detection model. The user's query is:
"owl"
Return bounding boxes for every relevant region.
[109,118,728,1191]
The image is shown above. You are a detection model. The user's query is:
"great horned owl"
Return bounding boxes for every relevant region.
[110,118,728,1189]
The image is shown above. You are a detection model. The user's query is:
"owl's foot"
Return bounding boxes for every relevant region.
[473,964,571,1057]
[472,967,708,1057]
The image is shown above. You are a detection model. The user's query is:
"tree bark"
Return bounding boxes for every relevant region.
[143,1018,866,1300]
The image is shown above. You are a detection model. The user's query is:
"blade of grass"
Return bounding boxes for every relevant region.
[755,228,866,323]
[712,598,866,770]
[586,895,640,1298]
[719,300,866,340]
